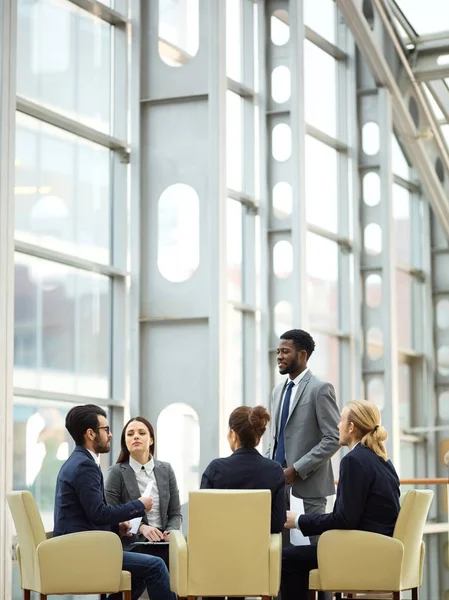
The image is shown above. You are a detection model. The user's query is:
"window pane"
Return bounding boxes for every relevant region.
[304,41,337,137]
[15,114,111,264]
[227,199,243,302]
[304,0,335,42]
[398,363,411,429]
[307,233,339,330]
[394,0,449,36]
[14,254,111,398]
[223,306,243,455]
[392,135,410,180]
[396,269,412,349]
[227,91,243,191]
[226,0,242,82]
[393,184,411,265]
[305,136,338,233]
[308,333,339,396]
[17,0,111,133]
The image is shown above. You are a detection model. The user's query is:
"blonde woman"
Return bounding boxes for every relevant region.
[281,400,400,600]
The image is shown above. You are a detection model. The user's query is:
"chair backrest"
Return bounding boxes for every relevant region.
[187,489,271,596]
[7,491,47,591]
[393,489,433,588]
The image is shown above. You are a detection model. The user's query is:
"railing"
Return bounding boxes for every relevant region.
[399,478,449,535]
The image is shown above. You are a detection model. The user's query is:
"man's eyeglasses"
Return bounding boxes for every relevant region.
[96,426,111,434]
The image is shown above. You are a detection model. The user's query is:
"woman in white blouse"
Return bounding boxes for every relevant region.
[105,416,182,566]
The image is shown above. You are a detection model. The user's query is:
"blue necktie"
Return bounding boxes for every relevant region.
[275,381,295,466]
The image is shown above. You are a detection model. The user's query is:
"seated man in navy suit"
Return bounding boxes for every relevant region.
[281,399,401,600]
[53,404,175,600]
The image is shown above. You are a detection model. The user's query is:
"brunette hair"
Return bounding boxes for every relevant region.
[229,405,270,448]
[346,400,388,460]
[65,404,106,446]
[116,416,155,464]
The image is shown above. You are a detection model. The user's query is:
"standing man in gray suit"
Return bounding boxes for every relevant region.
[267,329,340,543]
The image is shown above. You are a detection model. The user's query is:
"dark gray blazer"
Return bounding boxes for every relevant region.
[105,459,182,550]
[266,370,340,499]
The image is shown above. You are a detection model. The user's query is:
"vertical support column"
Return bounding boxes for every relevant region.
[358,80,400,465]
[139,0,226,477]
[0,0,16,595]
[263,0,307,393]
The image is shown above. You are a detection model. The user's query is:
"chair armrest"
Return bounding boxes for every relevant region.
[169,530,188,597]
[36,531,124,595]
[317,530,404,591]
[269,533,282,596]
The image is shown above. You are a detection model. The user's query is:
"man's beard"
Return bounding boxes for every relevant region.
[93,438,110,454]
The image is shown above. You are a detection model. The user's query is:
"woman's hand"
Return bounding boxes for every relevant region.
[139,524,165,542]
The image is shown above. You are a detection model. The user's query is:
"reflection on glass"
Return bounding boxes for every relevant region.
[366,327,383,360]
[274,301,293,338]
[17,0,111,133]
[304,41,337,137]
[400,441,415,481]
[305,136,338,232]
[308,333,339,394]
[392,135,410,180]
[223,306,243,455]
[271,9,289,46]
[14,254,111,398]
[362,122,380,155]
[227,199,243,302]
[273,181,292,219]
[157,403,200,505]
[157,184,200,282]
[398,363,411,429]
[271,66,291,104]
[394,0,449,36]
[226,0,242,82]
[365,274,382,308]
[273,240,293,279]
[272,123,291,162]
[393,184,411,265]
[158,0,199,67]
[367,377,384,410]
[307,233,338,330]
[15,113,110,264]
[396,269,412,349]
[364,223,382,255]
[227,91,243,191]
[363,171,381,207]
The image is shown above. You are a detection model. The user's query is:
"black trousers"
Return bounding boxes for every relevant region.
[281,544,321,600]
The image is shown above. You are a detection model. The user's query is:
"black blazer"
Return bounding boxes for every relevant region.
[201,447,286,533]
[299,443,400,538]
[53,446,145,537]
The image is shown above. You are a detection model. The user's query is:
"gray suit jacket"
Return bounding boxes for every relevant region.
[266,370,340,499]
[105,459,182,550]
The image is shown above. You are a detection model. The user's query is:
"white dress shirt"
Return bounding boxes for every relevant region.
[129,456,162,528]
[87,449,101,466]
[278,367,309,428]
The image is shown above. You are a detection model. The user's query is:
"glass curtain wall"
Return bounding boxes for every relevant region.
[11,0,130,597]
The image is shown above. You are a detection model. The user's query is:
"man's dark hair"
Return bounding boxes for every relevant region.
[65,404,107,446]
[280,329,316,359]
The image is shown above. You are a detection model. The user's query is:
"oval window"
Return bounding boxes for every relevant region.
[158,184,200,282]
[158,0,199,67]
[273,240,293,279]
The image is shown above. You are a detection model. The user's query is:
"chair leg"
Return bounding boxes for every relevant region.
[22,591,30,600]
[393,593,401,600]
[39,595,47,600]
[308,591,317,600]
[123,591,132,600]
[412,588,419,600]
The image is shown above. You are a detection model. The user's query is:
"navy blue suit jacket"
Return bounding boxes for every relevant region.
[200,447,286,533]
[53,446,145,537]
[298,443,400,538]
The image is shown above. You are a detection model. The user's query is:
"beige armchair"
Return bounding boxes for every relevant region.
[169,489,282,599]
[308,489,434,600]
[7,490,132,599]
